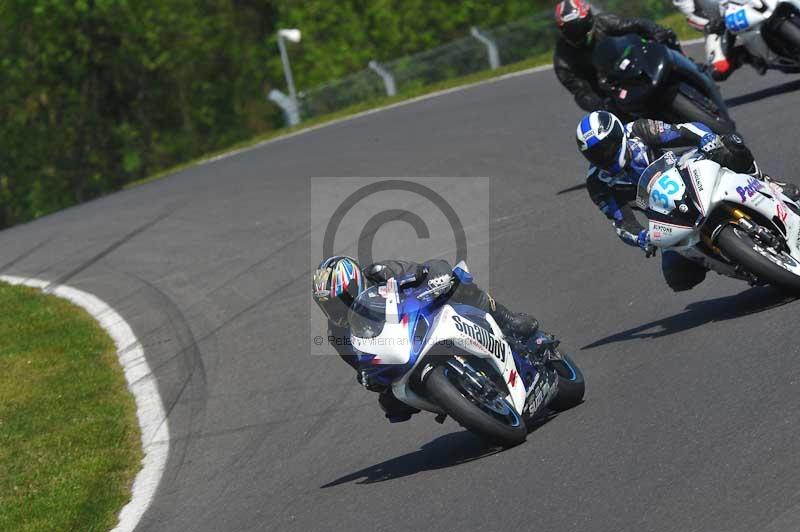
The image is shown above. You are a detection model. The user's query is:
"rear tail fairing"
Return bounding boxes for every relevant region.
[726,0,800,71]
[723,0,774,34]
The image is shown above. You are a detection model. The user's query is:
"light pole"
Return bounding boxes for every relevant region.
[277,28,301,104]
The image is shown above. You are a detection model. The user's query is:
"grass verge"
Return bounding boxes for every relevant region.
[0,282,141,532]
[125,13,700,190]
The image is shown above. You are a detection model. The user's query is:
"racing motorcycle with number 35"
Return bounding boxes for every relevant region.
[638,150,800,293]
[348,265,585,448]
[721,0,800,73]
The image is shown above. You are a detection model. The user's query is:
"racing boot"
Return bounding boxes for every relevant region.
[454,282,539,339]
[378,390,420,423]
[492,306,539,341]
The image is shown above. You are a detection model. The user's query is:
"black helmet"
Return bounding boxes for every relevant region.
[576,111,629,174]
[555,0,594,47]
[312,256,367,327]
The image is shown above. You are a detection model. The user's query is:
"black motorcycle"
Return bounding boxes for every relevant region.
[593,34,736,134]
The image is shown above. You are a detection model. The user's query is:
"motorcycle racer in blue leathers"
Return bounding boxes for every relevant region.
[313,256,538,422]
[575,110,800,291]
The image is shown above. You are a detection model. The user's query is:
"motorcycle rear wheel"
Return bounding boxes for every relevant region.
[426,364,527,448]
[670,92,735,135]
[548,354,586,412]
[777,17,800,52]
[717,224,800,294]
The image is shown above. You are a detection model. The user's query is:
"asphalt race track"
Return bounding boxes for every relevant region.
[3,46,800,532]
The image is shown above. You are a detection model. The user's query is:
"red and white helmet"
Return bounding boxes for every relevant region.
[555,0,594,47]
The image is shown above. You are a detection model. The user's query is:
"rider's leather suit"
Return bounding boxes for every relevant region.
[326,259,538,422]
[554,13,677,112]
[586,118,777,291]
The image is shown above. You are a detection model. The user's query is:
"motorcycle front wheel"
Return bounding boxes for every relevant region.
[426,364,527,448]
[717,224,800,294]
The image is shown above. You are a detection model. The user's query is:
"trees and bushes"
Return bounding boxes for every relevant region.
[0,0,671,228]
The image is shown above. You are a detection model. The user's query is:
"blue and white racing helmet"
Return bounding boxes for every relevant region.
[575,111,628,174]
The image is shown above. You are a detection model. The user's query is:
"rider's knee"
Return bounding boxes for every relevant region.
[662,252,707,292]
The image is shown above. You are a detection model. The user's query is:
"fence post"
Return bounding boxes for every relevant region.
[368,60,397,97]
[470,26,500,70]
[268,89,300,126]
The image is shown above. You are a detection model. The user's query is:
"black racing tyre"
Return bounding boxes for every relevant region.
[717,224,800,294]
[426,364,527,448]
[671,92,735,135]
[549,354,586,412]
[777,18,800,52]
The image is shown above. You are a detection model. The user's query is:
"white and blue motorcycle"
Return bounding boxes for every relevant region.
[638,150,800,292]
[348,266,585,448]
[721,0,800,73]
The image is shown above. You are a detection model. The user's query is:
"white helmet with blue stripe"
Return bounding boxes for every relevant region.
[576,111,628,174]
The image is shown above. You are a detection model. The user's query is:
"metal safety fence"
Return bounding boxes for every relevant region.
[270,1,675,125]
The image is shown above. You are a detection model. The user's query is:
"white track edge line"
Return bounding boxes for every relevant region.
[191,38,705,167]
[0,275,168,532]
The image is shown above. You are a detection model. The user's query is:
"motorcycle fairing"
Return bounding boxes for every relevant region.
[350,277,530,415]
[418,304,528,414]
[722,0,800,71]
[645,154,800,274]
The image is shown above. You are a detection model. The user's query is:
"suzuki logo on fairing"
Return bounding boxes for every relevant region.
[452,315,507,362]
[737,177,764,202]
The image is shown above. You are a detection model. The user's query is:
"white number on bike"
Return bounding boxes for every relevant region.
[726,9,750,32]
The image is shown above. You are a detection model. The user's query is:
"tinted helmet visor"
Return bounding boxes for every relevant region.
[561,11,594,46]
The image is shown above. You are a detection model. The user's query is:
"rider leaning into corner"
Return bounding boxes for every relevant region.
[312,257,539,423]
[575,111,800,291]
[553,0,681,116]
[673,0,767,80]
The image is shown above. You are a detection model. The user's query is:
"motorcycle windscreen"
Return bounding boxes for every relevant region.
[349,286,388,339]
[592,34,645,75]
[636,152,682,214]
[639,41,671,86]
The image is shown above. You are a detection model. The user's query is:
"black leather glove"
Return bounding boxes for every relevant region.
[358,369,389,393]
[706,17,726,35]
[364,263,391,284]
[654,28,681,51]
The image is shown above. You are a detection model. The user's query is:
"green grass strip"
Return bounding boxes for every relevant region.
[0,282,141,532]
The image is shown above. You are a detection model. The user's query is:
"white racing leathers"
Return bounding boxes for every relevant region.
[673,0,731,76]
[719,0,800,73]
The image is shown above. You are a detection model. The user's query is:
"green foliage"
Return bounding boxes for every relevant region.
[0,0,673,229]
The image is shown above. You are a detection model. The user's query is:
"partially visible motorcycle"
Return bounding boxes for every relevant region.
[637,150,800,293]
[720,0,800,73]
[593,34,736,134]
[348,267,585,448]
